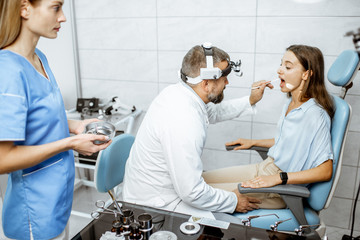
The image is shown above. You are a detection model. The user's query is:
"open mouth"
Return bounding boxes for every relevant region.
[280,77,285,88]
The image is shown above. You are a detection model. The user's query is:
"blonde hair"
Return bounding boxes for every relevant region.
[0,0,40,49]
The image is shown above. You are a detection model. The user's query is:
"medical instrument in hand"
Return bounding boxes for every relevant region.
[91,200,123,220]
[85,121,116,144]
[251,78,280,90]
[180,42,243,84]
[240,213,279,227]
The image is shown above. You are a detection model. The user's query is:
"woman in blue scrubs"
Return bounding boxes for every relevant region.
[0,0,111,239]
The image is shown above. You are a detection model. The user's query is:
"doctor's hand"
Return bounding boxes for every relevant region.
[226,138,254,150]
[69,134,112,156]
[249,80,274,106]
[68,119,101,135]
[241,175,282,189]
[233,189,261,213]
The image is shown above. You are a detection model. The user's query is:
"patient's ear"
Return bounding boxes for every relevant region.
[20,0,30,19]
[302,70,312,81]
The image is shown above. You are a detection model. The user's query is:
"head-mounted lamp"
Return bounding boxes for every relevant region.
[180,42,243,84]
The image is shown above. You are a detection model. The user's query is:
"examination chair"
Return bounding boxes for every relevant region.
[215,50,359,238]
[94,133,135,209]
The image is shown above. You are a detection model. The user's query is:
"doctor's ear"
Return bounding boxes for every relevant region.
[20,0,31,19]
[201,80,210,92]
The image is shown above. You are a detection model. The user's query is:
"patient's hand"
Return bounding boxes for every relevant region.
[241,175,282,188]
[226,138,253,150]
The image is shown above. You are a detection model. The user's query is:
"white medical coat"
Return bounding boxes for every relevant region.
[123,82,255,216]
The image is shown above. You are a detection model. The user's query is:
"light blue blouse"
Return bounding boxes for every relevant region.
[268,98,333,172]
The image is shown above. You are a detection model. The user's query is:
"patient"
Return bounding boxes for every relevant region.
[202,44,334,209]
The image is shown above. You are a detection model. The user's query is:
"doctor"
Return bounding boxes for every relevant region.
[123,44,272,216]
[0,0,111,239]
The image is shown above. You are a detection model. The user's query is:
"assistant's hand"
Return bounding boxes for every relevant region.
[70,134,112,156]
[69,119,100,135]
[241,175,282,189]
[225,138,253,150]
[249,80,274,105]
[233,189,261,213]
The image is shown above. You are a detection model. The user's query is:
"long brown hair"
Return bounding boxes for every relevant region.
[0,0,40,49]
[287,45,335,119]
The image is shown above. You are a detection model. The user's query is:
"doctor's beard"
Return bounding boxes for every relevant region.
[208,88,225,104]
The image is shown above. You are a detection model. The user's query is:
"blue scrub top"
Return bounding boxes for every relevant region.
[268,98,333,173]
[0,49,75,240]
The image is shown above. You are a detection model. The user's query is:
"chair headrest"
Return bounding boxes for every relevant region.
[328,50,359,87]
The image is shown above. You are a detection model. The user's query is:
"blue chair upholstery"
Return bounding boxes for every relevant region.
[328,50,359,87]
[225,50,358,236]
[95,133,135,193]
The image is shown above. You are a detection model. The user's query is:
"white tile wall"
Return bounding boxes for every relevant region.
[75,0,157,18]
[257,0,360,17]
[157,0,257,17]
[72,0,360,234]
[157,17,256,52]
[76,19,157,50]
[256,17,360,55]
[79,50,158,82]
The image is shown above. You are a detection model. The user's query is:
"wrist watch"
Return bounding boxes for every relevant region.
[280,172,288,185]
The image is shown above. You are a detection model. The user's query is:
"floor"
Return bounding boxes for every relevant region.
[1,183,360,239]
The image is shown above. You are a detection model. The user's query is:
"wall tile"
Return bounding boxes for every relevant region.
[258,0,360,17]
[256,17,360,55]
[251,152,266,164]
[346,95,360,132]
[157,0,256,17]
[81,79,159,111]
[74,0,156,18]
[202,149,250,171]
[227,53,255,88]
[158,51,188,84]
[79,50,158,82]
[254,53,283,84]
[334,166,358,199]
[205,121,252,151]
[223,87,254,122]
[76,19,157,50]
[320,197,352,228]
[252,122,278,140]
[354,167,360,231]
[157,17,256,52]
[347,73,360,96]
[342,131,360,167]
[252,89,287,124]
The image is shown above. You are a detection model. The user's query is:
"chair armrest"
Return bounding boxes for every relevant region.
[225,145,269,160]
[250,146,269,160]
[238,184,310,198]
[238,184,310,226]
